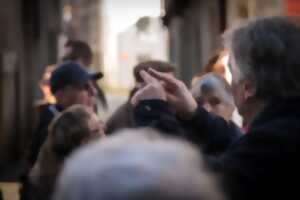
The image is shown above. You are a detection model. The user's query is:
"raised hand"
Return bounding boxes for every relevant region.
[147,68,198,119]
[131,70,167,106]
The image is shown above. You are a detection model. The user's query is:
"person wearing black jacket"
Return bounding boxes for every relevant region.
[20,62,99,200]
[131,16,300,200]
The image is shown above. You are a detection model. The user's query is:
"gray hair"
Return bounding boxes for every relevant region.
[224,16,300,99]
[53,129,225,200]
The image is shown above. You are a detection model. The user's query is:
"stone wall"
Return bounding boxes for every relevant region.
[227,0,284,27]
[166,0,223,85]
[0,0,61,178]
[164,0,284,85]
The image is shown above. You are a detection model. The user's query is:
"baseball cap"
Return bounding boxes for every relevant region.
[50,62,103,94]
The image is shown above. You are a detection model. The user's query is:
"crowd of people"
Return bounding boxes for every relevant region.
[18,16,300,200]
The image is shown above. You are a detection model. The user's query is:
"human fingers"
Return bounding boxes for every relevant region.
[131,83,166,106]
[148,68,179,86]
[131,88,144,106]
[140,70,159,85]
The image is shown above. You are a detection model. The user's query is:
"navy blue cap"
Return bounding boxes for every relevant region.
[50,62,102,94]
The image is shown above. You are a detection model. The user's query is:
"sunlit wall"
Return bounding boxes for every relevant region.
[101,0,168,93]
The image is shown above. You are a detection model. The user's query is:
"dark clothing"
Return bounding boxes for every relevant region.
[0,189,3,200]
[134,100,241,156]
[133,98,300,200]
[28,104,64,166]
[181,108,241,156]
[20,104,63,200]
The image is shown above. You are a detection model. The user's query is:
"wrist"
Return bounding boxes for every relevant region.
[178,102,198,120]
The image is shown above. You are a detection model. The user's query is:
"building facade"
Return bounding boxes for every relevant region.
[162,0,285,85]
[61,0,103,71]
[117,17,168,89]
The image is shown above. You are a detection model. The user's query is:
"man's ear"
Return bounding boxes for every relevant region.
[243,79,256,100]
[55,88,68,103]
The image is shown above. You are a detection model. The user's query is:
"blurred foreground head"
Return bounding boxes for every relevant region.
[48,105,105,158]
[53,129,224,200]
[29,105,104,200]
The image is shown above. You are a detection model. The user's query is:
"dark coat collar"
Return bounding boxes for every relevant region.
[251,97,300,128]
[54,104,65,112]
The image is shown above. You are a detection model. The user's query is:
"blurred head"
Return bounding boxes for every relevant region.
[53,129,224,200]
[196,49,231,84]
[29,105,104,196]
[133,60,176,88]
[39,65,56,104]
[191,73,235,121]
[50,62,99,108]
[224,16,300,116]
[63,40,93,67]
[49,105,105,159]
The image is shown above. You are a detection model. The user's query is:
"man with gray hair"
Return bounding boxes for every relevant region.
[53,129,224,200]
[131,16,300,200]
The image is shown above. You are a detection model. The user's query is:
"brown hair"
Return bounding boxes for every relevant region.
[196,49,228,78]
[29,105,100,200]
[49,105,96,158]
[63,40,92,66]
[133,60,176,83]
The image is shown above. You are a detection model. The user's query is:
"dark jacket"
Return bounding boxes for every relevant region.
[134,100,241,156]
[133,98,300,200]
[21,104,63,200]
[28,104,64,166]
